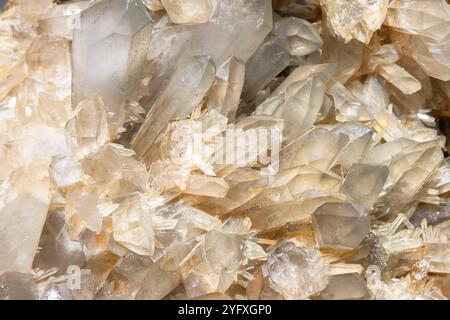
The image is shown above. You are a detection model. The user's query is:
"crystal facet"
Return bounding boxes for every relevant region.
[312,202,370,250]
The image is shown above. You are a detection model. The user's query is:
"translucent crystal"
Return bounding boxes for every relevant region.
[318,273,369,300]
[66,95,110,158]
[135,259,181,300]
[161,0,215,25]
[132,55,216,159]
[94,253,152,299]
[242,33,290,102]
[423,243,450,274]
[367,44,423,95]
[267,239,329,300]
[247,193,345,232]
[341,164,389,210]
[312,202,370,250]
[38,2,91,40]
[38,269,95,300]
[112,195,155,256]
[331,124,374,171]
[72,0,153,129]
[385,0,450,43]
[376,63,422,95]
[0,272,38,300]
[240,166,342,212]
[12,0,53,22]
[322,34,364,83]
[180,218,250,298]
[0,194,49,274]
[273,17,322,57]
[66,188,106,234]
[410,36,450,82]
[256,74,327,143]
[143,0,272,107]
[321,0,389,44]
[207,57,245,121]
[378,146,444,217]
[280,127,348,171]
[33,210,86,274]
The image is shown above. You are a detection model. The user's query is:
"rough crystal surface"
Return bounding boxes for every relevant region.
[267,239,329,300]
[321,0,389,44]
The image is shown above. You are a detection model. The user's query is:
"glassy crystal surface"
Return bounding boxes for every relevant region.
[242,16,322,102]
[321,0,389,44]
[0,195,49,274]
[72,0,153,130]
[341,164,389,210]
[317,273,369,300]
[161,0,215,25]
[143,0,164,11]
[144,0,272,108]
[385,0,450,42]
[38,2,91,40]
[33,210,86,274]
[312,202,370,250]
[132,55,216,159]
[267,239,329,299]
[242,33,290,102]
[207,57,245,122]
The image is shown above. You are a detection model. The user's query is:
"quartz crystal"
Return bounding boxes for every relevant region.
[341,164,389,210]
[317,273,369,300]
[0,0,449,301]
[72,0,154,130]
[207,57,245,122]
[0,195,49,274]
[161,0,215,25]
[312,202,370,250]
[132,55,216,159]
[321,0,389,44]
[385,0,450,42]
[266,239,329,300]
[143,0,272,108]
[38,2,91,40]
[242,17,322,102]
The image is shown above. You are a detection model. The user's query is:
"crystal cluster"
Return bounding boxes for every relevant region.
[0,0,449,300]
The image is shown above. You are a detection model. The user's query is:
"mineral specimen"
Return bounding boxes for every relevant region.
[161,0,215,25]
[0,0,449,301]
[266,239,329,300]
[72,0,154,130]
[312,202,370,250]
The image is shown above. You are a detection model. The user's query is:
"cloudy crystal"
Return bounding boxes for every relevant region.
[72,0,153,130]
[312,202,370,250]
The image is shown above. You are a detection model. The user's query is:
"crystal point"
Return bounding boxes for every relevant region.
[341,164,389,210]
[321,0,389,44]
[312,202,370,250]
[132,55,216,160]
[72,0,153,130]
